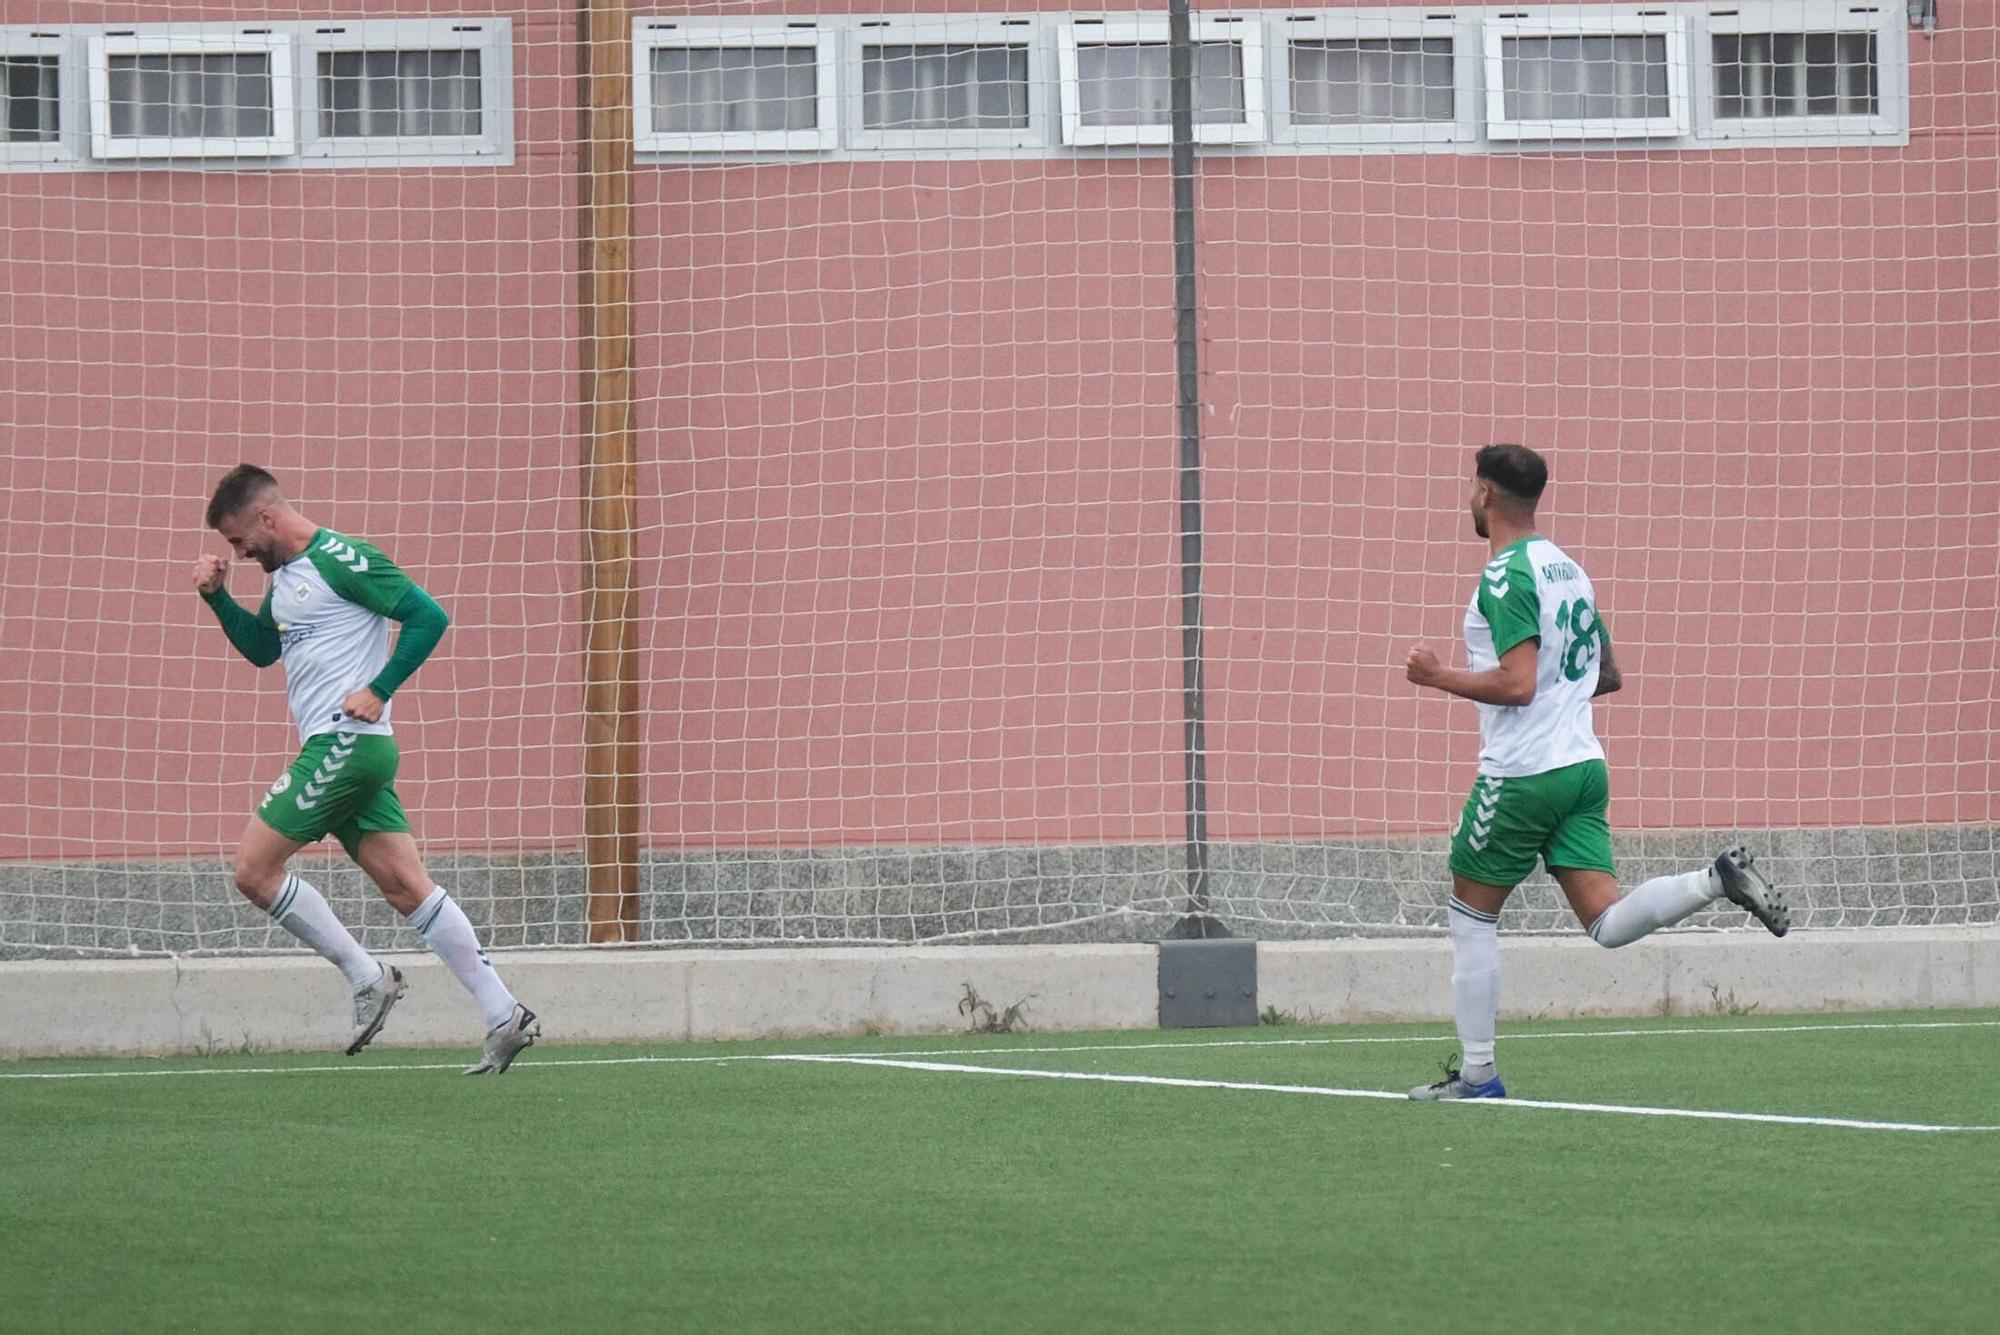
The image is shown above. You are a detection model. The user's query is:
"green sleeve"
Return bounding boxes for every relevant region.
[305,532,448,699]
[202,586,282,668]
[1478,546,1542,657]
[303,532,416,616]
[366,586,450,701]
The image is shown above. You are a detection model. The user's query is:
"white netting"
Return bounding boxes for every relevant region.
[1,2,1994,957]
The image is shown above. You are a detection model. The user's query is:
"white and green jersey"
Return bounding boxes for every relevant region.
[1462,536,1610,777]
[255,530,419,743]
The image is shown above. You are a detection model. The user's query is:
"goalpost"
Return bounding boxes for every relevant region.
[1,1,1994,973]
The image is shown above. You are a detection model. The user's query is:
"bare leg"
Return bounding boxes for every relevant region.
[348,829,431,917]
[230,816,306,910]
[1555,864,1717,947]
[1549,865,1622,933]
[1452,873,1511,919]
[237,817,379,991]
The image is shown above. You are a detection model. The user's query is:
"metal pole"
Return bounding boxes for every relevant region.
[1166,0,1219,939]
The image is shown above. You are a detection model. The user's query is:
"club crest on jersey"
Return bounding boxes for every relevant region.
[295,583,311,600]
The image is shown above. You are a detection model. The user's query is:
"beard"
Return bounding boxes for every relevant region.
[253,548,283,572]
[1472,510,1488,539]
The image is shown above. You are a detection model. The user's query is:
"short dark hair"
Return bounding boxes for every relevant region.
[206,464,284,529]
[1474,444,1548,505]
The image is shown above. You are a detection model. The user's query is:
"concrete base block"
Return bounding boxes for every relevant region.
[1158,937,1258,1028]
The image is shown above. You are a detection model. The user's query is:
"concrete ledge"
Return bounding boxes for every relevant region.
[1258,925,2000,1023]
[1,929,1993,1059]
[0,944,1158,1059]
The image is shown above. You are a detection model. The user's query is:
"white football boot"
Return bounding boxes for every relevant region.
[464,1004,540,1076]
[346,962,406,1056]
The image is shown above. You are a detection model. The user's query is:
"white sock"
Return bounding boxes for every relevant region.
[268,873,380,991]
[1449,897,1501,1070]
[407,885,518,1031]
[1588,868,1718,948]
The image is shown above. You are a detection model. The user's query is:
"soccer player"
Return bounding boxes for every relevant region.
[1402,444,1788,1100]
[194,464,539,1074]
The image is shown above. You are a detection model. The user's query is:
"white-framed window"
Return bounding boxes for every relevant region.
[1701,3,1898,139]
[299,19,513,163]
[1273,11,1472,147]
[87,29,296,159]
[849,17,1038,151]
[634,21,840,153]
[1,30,66,164]
[5,11,1908,169]
[1483,10,1689,141]
[1058,17,1267,147]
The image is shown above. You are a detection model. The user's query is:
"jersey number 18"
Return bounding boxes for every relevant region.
[1552,598,1601,683]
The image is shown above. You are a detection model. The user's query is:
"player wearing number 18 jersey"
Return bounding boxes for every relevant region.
[1402,445,1790,1100]
[196,465,539,1074]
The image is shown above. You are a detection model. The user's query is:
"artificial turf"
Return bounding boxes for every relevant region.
[4,1009,1996,1334]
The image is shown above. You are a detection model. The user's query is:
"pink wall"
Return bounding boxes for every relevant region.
[638,162,1187,847]
[638,6,2000,848]
[2,3,1995,864]
[1201,143,2000,839]
[0,3,581,859]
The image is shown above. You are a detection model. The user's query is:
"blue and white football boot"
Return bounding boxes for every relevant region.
[1409,1058,1507,1101]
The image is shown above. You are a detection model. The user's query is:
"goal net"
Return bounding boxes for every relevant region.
[2,1,1994,957]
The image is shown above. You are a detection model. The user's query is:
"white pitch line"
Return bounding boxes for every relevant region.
[0,1060,479,1080]
[803,1017,2000,1064]
[778,1055,2000,1135]
[4,1017,1998,1082]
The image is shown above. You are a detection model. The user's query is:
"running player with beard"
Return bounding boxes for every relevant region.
[1403,445,1789,1099]
[196,464,539,1074]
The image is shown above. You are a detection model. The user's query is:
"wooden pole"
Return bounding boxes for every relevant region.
[578,0,640,942]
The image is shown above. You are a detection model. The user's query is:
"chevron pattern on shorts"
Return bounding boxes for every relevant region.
[1468,775,1503,852]
[295,732,358,812]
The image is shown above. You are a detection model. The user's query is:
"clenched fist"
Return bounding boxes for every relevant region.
[193,553,230,596]
[1405,644,1444,689]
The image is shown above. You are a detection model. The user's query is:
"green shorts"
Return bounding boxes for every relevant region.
[1448,759,1616,889]
[256,731,409,859]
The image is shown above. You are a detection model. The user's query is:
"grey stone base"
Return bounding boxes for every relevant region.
[2,825,1994,959]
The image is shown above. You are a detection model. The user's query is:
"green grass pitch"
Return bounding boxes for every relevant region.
[4,1009,1998,1333]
